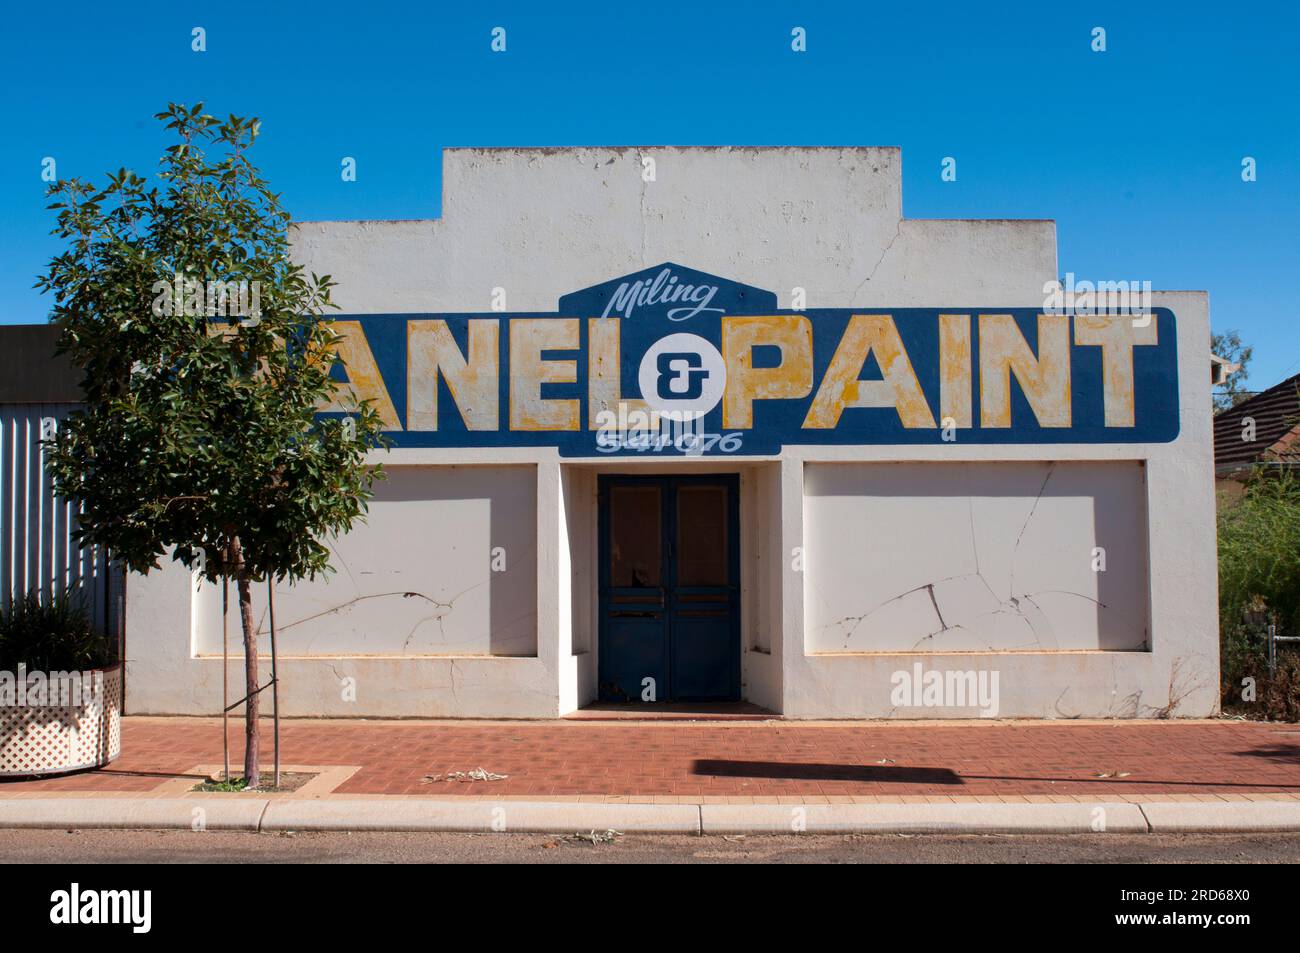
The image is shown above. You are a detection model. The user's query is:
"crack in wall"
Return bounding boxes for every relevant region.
[1053,655,1205,720]
[850,219,903,302]
[636,148,648,265]
[815,462,1131,652]
[1009,464,1056,599]
[924,583,948,631]
[252,547,539,657]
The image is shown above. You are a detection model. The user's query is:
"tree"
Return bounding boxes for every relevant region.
[1211,329,1253,412]
[37,103,385,788]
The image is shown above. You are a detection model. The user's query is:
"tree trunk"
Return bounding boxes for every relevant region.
[231,538,260,789]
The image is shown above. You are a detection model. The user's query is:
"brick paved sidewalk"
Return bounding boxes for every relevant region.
[2,717,1298,801]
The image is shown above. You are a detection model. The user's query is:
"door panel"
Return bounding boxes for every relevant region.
[600,482,667,701]
[668,480,737,700]
[599,475,739,703]
[675,484,729,586]
[609,485,663,588]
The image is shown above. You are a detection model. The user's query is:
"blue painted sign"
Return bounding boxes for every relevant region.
[322,263,1180,456]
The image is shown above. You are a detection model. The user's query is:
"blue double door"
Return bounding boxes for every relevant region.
[598,474,741,703]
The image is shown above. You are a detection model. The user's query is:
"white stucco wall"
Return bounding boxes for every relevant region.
[123,147,1217,719]
[290,148,1056,315]
[130,457,563,717]
[804,460,1150,653]
[192,465,537,658]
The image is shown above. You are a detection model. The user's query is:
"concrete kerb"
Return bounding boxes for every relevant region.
[1,798,1299,834]
[259,799,702,833]
[698,802,1149,834]
[1136,801,1300,833]
[0,798,267,831]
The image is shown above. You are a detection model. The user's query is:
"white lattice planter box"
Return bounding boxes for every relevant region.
[0,664,122,776]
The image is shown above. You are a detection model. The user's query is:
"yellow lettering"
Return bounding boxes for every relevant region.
[804,315,935,429]
[588,318,652,429]
[510,318,580,431]
[1073,314,1158,427]
[938,314,972,428]
[978,314,1071,428]
[721,315,813,429]
[322,321,401,430]
[407,319,499,431]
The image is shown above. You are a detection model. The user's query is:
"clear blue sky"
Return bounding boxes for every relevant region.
[1,1,1296,389]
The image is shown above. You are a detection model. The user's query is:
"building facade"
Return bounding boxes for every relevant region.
[123,147,1219,719]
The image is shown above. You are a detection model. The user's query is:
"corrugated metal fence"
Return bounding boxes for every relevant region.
[0,403,115,633]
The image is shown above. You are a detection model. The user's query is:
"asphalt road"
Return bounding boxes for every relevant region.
[2,829,1299,863]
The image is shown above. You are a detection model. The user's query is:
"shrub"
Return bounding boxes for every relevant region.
[1218,470,1300,718]
[0,590,116,673]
